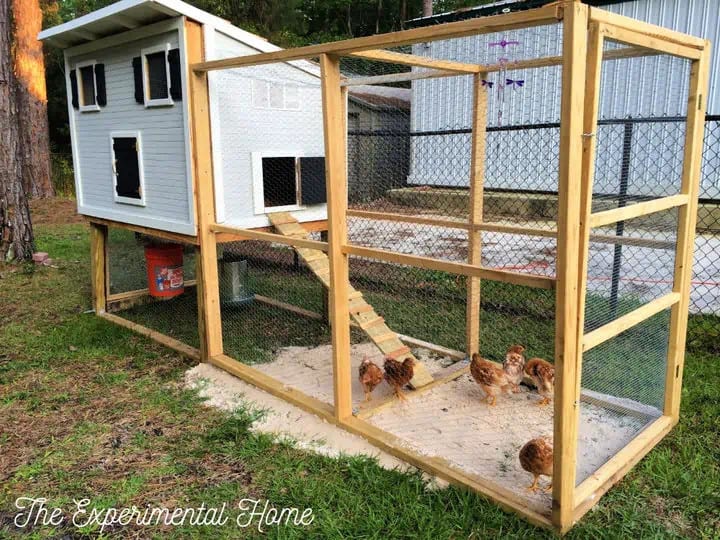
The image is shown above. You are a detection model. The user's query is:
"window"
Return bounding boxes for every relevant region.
[110,132,145,206]
[252,152,326,213]
[140,45,173,107]
[251,80,301,111]
[72,60,106,112]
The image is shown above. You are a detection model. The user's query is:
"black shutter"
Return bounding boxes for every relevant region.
[94,63,106,107]
[132,56,144,104]
[113,137,141,199]
[69,69,79,109]
[168,48,182,101]
[300,157,326,205]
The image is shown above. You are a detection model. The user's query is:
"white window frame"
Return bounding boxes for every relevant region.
[141,43,173,108]
[251,80,302,111]
[110,130,146,207]
[75,59,100,112]
[251,150,307,215]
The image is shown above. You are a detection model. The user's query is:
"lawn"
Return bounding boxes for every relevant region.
[1,207,718,538]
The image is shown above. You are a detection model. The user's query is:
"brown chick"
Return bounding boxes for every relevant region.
[384,356,414,401]
[503,345,526,393]
[519,437,553,492]
[470,353,512,406]
[358,357,384,402]
[524,357,554,406]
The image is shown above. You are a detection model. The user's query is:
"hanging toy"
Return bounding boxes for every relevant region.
[481,37,526,126]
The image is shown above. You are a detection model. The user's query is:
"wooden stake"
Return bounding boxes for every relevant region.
[187,20,223,360]
[320,53,353,421]
[466,73,488,356]
[90,222,108,314]
[553,1,588,531]
[665,42,712,419]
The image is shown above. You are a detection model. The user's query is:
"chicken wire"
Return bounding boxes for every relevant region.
[106,227,200,351]
[574,47,690,485]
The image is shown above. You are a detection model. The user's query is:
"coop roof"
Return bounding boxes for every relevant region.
[348,85,411,111]
[38,0,276,55]
[405,0,634,28]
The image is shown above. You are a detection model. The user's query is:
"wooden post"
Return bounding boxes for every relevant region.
[553,1,588,532]
[466,72,488,356]
[90,222,108,314]
[187,20,223,361]
[320,53,352,420]
[665,42,711,419]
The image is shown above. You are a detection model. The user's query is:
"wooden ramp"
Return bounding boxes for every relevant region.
[268,212,434,388]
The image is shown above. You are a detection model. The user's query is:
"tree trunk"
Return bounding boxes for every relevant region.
[422,0,432,17]
[13,0,52,198]
[0,0,35,261]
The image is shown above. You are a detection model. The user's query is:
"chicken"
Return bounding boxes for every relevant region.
[519,437,553,492]
[358,357,384,402]
[503,344,526,393]
[524,357,554,406]
[384,356,414,401]
[470,353,512,406]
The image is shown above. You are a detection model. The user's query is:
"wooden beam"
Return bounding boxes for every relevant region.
[192,5,561,72]
[106,280,198,312]
[553,1,588,530]
[188,21,223,360]
[214,219,328,242]
[348,49,480,74]
[589,7,706,49]
[341,68,458,87]
[320,54,353,421]
[90,223,108,314]
[99,312,201,361]
[665,43,712,419]
[254,294,325,320]
[466,73,488,356]
[343,244,556,289]
[582,292,681,352]
[86,217,198,245]
[571,415,674,531]
[211,224,329,251]
[599,22,702,60]
[589,194,688,228]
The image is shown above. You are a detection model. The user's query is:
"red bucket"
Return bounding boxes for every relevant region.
[145,244,184,298]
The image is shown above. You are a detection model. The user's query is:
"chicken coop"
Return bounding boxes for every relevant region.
[43,0,710,533]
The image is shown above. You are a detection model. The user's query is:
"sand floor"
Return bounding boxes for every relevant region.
[187,343,657,515]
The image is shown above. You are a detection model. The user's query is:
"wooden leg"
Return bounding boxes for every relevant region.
[90,223,108,315]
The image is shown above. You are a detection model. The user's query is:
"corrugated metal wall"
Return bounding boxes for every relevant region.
[409,0,719,198]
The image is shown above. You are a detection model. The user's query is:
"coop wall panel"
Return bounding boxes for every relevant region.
[408,0,720,199]
[208,30,326,228]
[68,29,195,235]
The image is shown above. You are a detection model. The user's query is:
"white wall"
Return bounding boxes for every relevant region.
[67,27,195,235]
[207,30,326,228]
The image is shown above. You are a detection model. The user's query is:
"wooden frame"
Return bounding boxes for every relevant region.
[87,2,709,534]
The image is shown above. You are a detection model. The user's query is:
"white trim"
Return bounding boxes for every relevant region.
[251,150,307,215]
[78,204,196,235]
[75,59,101,112]
[204,25,226,224]
[64,51,84,208]
[178,17,198,233]
[110,130,147,207]
[222,205,327,230]
[65,19,179,57]
[141,43,174,107]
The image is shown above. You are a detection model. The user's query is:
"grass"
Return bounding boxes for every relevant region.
[0,220,718,538]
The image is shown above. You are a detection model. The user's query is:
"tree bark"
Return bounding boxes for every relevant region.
[0,0,36,261]
[13,0,52,198]
[423,0,432,17]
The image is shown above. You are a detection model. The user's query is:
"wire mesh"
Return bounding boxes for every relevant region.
[575,47,690,485]
[106,227,200,350]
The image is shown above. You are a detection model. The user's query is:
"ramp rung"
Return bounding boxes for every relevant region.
[385,346,411,360]
[358,316,384,330]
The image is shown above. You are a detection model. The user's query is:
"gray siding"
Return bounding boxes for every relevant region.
[69,28,195,235]
[409,0,719,199]
[209,30,326,228]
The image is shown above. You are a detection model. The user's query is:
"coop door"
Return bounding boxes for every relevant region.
[262,157,298,209]
[299,157,326,205]
[112,135,144,205]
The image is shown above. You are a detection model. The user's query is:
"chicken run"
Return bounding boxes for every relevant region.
[84,1,709,533]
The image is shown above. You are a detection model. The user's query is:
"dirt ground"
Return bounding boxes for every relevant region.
[29,197,82,226]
